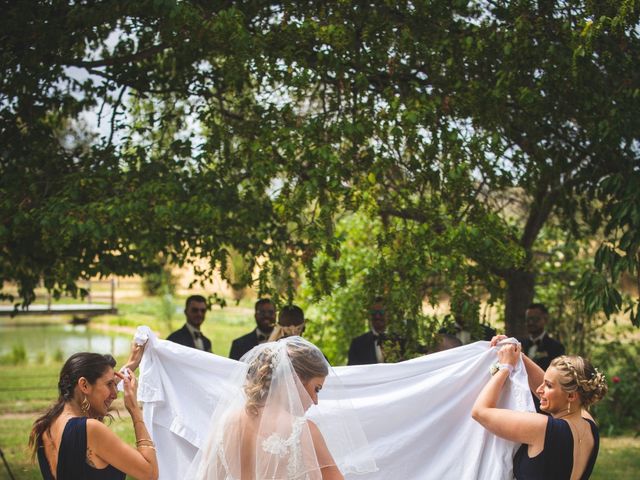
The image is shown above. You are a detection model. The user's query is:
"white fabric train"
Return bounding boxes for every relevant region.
[135,327,533,479]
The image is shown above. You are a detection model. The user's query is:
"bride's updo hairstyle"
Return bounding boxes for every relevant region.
[550,355,608,408]
[244,337,328,415]
[286,337,328,382]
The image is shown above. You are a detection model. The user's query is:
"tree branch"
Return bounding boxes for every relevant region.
[63,44,166,69]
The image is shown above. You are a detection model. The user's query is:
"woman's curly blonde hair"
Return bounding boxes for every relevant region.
[550,355,608,408]
[243,339,328,415]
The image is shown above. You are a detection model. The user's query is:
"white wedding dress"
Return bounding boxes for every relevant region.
[206,414,311,480]
[181,337,370,480]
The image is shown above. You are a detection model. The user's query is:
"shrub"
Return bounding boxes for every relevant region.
[5,343,27,365]
[142,263,178,296]
[591,341,640,435]
[53,347,65,362]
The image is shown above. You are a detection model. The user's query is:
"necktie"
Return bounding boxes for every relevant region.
[193,331,205,350]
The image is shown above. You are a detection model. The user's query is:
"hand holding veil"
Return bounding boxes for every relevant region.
[186,336,376,479]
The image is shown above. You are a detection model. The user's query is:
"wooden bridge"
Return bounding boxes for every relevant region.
[0,279,118,319]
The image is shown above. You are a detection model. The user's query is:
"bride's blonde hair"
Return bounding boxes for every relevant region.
[244,338,328,415]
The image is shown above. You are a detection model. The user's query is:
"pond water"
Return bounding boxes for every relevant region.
[0,322,132,360]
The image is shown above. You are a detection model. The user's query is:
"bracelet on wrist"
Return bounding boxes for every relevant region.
[489,362,514,376]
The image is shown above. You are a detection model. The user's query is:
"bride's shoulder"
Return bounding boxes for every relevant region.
[224,408,256,430]
[305,419,322,440]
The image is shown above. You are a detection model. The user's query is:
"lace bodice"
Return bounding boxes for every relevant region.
[261,416,307,478]
[214,416,310,480]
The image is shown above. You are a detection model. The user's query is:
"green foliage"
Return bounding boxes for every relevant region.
[142,264,178,297]
[578,171,640,327]
[53,347,65,363]
[532,226,610,355]
[35,351,46,364]
[0,344,27,365]
[591,340,640,435]
[158,293,176,332]
[223,247,252,302]
[0,0,637,341]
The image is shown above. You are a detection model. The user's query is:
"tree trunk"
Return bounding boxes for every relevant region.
[504,269,536,337]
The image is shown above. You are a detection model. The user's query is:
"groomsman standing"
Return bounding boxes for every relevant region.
[519,303,565,371]
[229,298,276,360]
[518,302,565,411]
[167,295,212,352]
[348,297,387,366]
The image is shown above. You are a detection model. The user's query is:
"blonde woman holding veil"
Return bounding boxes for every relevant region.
[187,336,375,480]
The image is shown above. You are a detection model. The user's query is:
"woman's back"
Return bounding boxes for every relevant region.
[514,416,599,480]
[37,417,125,480]
[219,410,315,480]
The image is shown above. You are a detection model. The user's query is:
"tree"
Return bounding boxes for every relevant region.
[1,1,637,341]
[264,0,640,335]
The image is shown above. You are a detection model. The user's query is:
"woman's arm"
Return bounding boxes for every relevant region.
[88,421,158,480]
[308,420,344,480]
[521,353,544,398]
[122,341,146,372]
[89,369,158,480]
[471,344,547,447]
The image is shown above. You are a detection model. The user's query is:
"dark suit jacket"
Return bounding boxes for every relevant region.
[229,329,260,361]
[519,333,565,371]
[167,324,212,353]
[347,331,380,366]
[520,332,565,412]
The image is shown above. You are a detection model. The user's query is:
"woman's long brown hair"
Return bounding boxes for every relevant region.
[28,352,116,459]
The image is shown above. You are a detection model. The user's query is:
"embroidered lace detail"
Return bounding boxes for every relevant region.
[260,417,307,478]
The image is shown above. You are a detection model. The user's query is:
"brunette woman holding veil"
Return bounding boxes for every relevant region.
[187,336,375,480]
[29,344,157,480]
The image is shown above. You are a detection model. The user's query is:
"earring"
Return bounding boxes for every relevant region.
[80,395,90,415]
[567,402,571,414]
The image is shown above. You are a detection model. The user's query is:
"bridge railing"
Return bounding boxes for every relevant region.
[0,278,118,316]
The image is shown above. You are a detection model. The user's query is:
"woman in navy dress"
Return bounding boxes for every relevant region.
[29,348,158,479]
[472,337,608,480]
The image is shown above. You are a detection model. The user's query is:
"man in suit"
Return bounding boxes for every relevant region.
[519,303,565,371]
[167,295,212,352]
[229,298,276,360]
[519,302,565,412]
[348,297,387,366]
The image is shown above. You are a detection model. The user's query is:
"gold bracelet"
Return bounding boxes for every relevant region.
[138,445,156,451]
[136,439,154,445]
[133,419,146,426]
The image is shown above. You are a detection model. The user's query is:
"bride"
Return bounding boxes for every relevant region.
[186,336,369,479]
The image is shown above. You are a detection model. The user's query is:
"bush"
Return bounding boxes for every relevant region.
[35,351,46,364]
[53,347,65,362]
[0,343,28,365]
[142,263,178,296]
[591,341,640,435]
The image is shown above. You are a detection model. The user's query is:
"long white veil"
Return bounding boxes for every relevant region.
[185,336,376,479]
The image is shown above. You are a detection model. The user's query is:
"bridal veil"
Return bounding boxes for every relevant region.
[185,336,376,479]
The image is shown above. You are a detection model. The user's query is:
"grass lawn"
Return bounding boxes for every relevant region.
[592,436,640,480]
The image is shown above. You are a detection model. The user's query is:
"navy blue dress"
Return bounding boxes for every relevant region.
[514,416,599,480]
[37,417,126,480]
